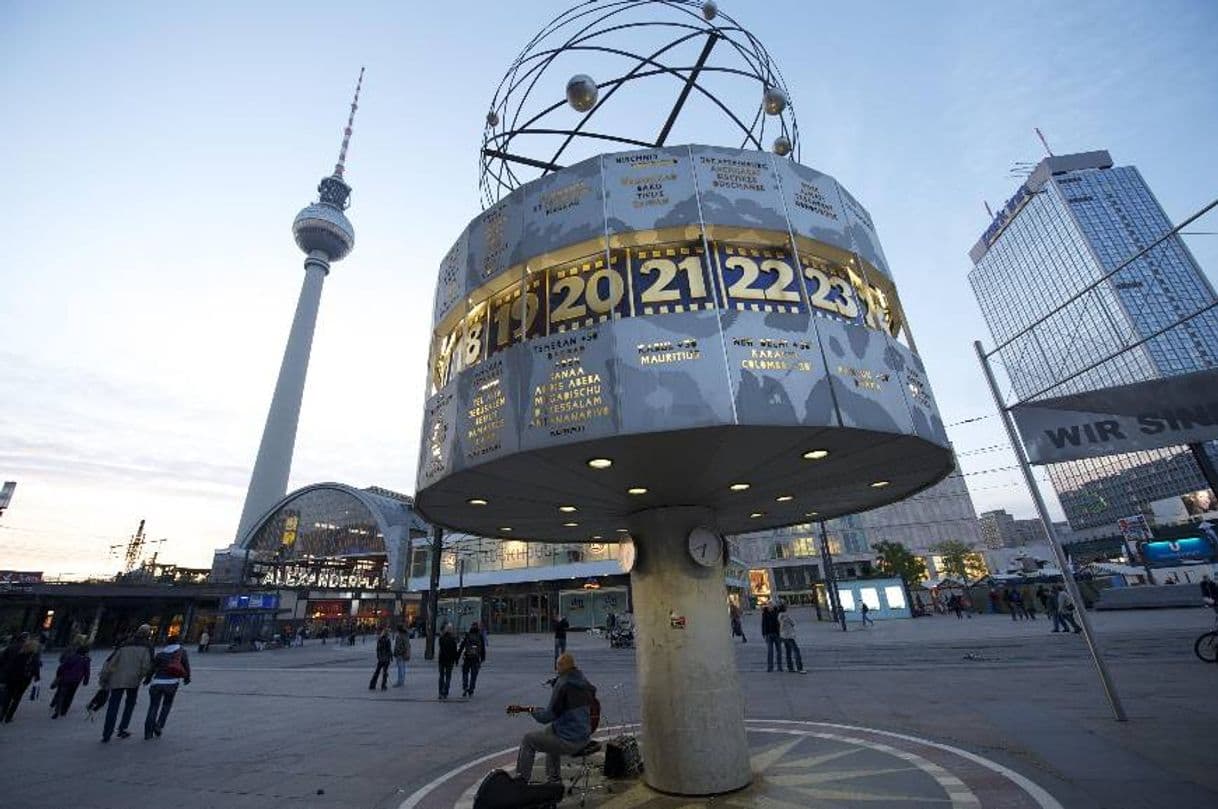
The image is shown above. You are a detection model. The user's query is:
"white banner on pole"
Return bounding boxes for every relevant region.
[1010,369,1218,465]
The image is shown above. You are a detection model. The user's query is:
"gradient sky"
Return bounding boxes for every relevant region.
[2,0,1216,578]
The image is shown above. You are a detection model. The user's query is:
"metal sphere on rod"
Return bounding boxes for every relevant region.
[566,74,599,112]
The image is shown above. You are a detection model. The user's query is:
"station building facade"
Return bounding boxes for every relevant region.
[210,476,971,636]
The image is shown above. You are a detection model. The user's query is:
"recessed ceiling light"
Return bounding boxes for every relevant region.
[776,495,794,502]
[802,449,829,460]
[750,511,764,518]
[804,511,818,517]
[627,487,648,495]
[729,483,750,491]
[467,498,488,505]
[499,527,512,532]
[591,535,602,540]
[559,505,577,513]
[563,521,579,527]
[616,528,629,534]
[587,458,613,469]
[870,480,890,488]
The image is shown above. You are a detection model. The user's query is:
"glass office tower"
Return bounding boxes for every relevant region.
[969,151,1218,531]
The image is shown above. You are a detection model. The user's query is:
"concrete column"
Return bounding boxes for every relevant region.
[87,603,104,645]
[234,250,331,543]
[628,506,751,796]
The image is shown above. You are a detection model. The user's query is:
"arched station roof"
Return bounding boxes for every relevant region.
[239,482,429,562]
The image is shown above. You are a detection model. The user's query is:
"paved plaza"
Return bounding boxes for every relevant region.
[2,608,1216,809]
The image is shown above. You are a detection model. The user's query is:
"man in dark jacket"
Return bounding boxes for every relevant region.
[458,622,486,698]
[142,635,191,739]
[515,653,596,784]
[369,628,392,691]
[761,604,783,672]
[1201,575,1218,614]
[1,633,41,722]
[552,614,569,668]
[437,624,459,700]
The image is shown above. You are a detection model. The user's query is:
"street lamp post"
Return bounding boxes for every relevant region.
[424,525,442,660]
[456,557,466,631]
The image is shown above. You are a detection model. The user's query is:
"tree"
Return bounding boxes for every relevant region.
[930,540,986,582]
[872,541,928,588]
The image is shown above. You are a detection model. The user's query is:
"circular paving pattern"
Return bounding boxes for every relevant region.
[399,719,1063,809]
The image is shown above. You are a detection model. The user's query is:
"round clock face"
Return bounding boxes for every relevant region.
[687,526,723,568]
[619,538,637,573]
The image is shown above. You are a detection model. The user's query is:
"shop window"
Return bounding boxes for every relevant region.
[859,587,881,611]
[884,586,906,609]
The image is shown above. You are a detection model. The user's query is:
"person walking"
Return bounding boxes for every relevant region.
[777,604,805,673]
[1201,575,1218,614]
[50,636,91,719]
[437,624,459,700]
[392,626,411,687]
[99,625,153,742]
[761,604,783,672]
[1,634,42,722]
[1055,586,1082,633]
[552,613,569,668]
[860,602,875,628]
[1036,585,1051,614]
[142,634,191,740]
[369,628,392,691]
[197,630,210,655]
[458,622,486,698]
[1046,584,1065,632]
[729,602,747,643]
[1021,585,1038,621]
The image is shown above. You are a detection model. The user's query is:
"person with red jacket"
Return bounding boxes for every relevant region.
[142,634,191,740]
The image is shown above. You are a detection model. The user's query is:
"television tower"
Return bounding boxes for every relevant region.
[234,68,364,544]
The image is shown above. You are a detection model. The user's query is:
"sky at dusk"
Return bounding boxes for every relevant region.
[2,0,1216,578]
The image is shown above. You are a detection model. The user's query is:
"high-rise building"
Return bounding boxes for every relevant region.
[969,150,1218,531]
[978,508,1049,549]
[233,70,365,543]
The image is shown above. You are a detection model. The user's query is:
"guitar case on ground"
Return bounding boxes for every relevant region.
[471,768,564,809]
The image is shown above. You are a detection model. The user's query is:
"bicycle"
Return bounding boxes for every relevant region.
[1195,607,1218,663]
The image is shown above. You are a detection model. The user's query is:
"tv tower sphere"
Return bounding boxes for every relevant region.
[292,189,355,261]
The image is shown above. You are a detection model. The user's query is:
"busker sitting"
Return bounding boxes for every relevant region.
[513,652,597,784]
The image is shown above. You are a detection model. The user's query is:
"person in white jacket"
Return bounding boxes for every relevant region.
[777,604,806,674]
[1055,586,1082,634]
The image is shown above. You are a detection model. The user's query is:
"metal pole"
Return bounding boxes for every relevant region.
[456,557,466,632]
[1189,443,1218,500]
[818,521,847,631]
[974,340,1128,721]
[424,525,442,661]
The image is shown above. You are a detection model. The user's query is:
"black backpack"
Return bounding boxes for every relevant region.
[471,769,562,809]
[464,634,484,660]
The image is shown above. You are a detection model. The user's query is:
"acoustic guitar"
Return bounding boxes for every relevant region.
[505,704,538,715]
